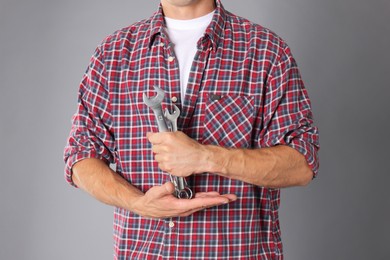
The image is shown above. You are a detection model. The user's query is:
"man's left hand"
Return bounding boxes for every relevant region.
[147,131,209,177]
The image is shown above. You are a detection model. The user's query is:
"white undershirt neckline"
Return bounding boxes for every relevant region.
[164,11,214,103]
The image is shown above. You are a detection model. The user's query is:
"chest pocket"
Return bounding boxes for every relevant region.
[203,94,255,148]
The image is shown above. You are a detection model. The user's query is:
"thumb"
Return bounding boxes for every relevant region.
[162,181,175,195]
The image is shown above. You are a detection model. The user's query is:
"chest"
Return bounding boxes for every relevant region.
[106,40,270,150]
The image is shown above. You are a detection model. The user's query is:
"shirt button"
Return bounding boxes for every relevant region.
[167,56,175,62]
[159,42,165,47]
[169,221,175,228]
[171,96,178,103]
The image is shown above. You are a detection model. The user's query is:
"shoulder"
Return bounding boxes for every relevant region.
[225,11,291,56]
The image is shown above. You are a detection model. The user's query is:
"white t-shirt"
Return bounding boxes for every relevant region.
[164,11,214,102]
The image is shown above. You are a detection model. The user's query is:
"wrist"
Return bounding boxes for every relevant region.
[202,145,230,175]
[126,191,145,214]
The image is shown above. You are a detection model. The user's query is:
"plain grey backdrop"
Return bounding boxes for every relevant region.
[1,0,389,259]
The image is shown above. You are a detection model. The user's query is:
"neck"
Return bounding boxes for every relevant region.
[161,0,216,20]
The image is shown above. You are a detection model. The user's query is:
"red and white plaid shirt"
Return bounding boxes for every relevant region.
[64,1,319,259]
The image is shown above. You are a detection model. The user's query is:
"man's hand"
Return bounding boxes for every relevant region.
[72,158,236,219]
[147,131,210,177]
[131,182,237,219]
[147,131,313,188]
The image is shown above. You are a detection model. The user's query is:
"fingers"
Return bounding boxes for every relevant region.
[145,184,236,218]
[147,131,186,146]
[147,132,171,155]
[177,193,233,211]
[221,194,238,202]
[194,191,221,198]
[163,182,176,195]
[176,193,237,217]
[146,132,160,145]
[146,182,175,200]
[147,132,171,145]
[194,192,237,202]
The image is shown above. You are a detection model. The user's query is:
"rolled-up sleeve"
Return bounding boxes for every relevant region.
[64,46,116,186]
[259,45,320,177]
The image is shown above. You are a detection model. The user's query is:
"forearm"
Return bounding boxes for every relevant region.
[72,158,144,211]
[204,145,313,188]
[71,158,236,219]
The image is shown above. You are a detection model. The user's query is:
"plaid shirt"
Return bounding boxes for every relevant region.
[64,1,319,259]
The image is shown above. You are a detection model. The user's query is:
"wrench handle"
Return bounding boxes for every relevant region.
[153,106,169,132]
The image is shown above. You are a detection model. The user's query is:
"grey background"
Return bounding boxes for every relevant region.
[1,0,389,259]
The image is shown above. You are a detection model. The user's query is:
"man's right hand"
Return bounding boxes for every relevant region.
[130,182,237,219]
[72,158,237,219]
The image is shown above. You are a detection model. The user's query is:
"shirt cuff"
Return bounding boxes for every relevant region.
[288,138,319,178]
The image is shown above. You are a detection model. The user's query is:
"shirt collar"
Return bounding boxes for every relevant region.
[148,0,226,51]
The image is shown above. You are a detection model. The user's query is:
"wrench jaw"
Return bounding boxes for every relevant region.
[143,86,169,132]
[142,86,166,110]
[164,104,180,119]
[164,104,180,132]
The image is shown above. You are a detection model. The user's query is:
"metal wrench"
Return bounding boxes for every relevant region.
[142,86,169,132]
[143,86,193,199]
[165,105,193,199]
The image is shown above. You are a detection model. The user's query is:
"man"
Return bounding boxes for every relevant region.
[64,0,319,259]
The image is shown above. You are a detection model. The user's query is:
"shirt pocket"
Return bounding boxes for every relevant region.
[203,94,255,148]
